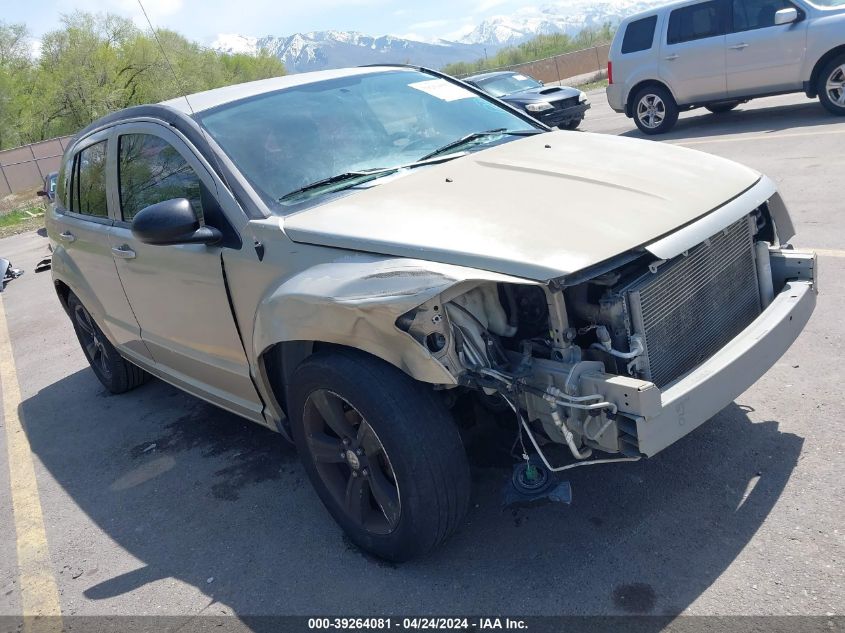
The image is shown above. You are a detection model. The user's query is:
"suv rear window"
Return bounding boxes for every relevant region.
[621,16,658,53]
[667,1,727,44]
[71,141,108,218]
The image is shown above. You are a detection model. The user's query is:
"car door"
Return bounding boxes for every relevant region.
[725,0,808,96]
[49,131,150,362]
[660,0,729,104]
[105,123,263,422]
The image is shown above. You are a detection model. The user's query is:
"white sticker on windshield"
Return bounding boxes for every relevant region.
[513,74,528,80]
[409,79,475,101]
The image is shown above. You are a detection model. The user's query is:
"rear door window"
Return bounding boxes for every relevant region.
[117,133,204,222]
[621,16,658,53]
[70,141,108,218]
[667,0,728,44]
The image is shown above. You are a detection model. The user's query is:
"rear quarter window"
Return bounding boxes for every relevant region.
[70,141,108,218]
[621,16,658,53]
[667,1,728,44]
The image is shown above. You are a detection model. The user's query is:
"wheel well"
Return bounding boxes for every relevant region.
[808,46,845,98]
[625,80,674,117]
[54,280,71,315]
[261,340,350,418]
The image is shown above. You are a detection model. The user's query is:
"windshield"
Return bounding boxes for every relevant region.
[198,69,538,209]
[476,73,542,97]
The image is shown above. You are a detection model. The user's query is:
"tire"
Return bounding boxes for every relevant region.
[706,101,741,114]
[67,293,151,394]
[560,118,583,130]
[289,349,471,562]
[817,53,845,116]
[632,85,679,135]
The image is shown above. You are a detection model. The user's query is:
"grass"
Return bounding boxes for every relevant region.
[0,208,41,228]
[576,78,609,92]
[0,189,46,239]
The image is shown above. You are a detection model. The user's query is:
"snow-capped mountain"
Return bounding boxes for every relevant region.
[211,0,664,73]
[460,0,663,46]
[213,31,488,73]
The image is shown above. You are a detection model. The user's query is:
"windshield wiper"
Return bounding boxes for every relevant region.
[418,128,542,161]
[279,168,396,202]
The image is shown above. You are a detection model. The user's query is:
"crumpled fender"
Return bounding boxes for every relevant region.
[253,256,535,385]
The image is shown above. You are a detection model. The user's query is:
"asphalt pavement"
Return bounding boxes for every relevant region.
[0,90,843,625]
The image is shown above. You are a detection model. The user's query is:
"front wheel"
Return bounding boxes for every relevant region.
[289,349,471,562]
[560,118,583,130]
[632,85,679,135]
[818,54,845,116]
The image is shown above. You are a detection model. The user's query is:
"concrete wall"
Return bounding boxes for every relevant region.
[460,44,611,86]
[0,136,74,197]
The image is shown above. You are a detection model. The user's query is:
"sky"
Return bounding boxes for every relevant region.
[4,0,536,45]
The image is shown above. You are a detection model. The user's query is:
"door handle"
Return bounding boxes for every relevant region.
[729,43,749,50]
[58,231,76,243]
[665,54,679,60]
[111,245,136,259]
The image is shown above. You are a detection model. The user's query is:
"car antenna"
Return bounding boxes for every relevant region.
[136,0,199,117]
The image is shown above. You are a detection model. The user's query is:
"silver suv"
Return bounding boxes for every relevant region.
[607,0,845,134]
[48,66,816,561]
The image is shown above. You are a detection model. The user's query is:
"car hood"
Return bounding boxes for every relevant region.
[283,132,761,281]
[502,85,582,103]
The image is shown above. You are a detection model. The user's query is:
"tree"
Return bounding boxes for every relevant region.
[0,12,286,150]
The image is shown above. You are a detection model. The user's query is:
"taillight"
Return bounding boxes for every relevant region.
[608,61,613,85]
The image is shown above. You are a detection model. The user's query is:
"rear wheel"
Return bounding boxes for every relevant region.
[705,101,741,114]
[67,293,150,394]
[632,85,679,135]
[818,54,845,116]
[289,349,470,562]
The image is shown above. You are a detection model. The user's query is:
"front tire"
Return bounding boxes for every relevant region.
[818,54,845,116]
[632,85,679,135]
[289,349,471,562]
[560,118,583,130]
[67,292,150,394]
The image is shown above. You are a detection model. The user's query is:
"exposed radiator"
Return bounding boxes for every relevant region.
[623,215,762,389]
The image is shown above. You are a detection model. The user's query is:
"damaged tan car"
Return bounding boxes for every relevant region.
[48,66,817,561]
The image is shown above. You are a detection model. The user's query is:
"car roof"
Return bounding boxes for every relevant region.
[463,71,515,83]
[160,65,417,114]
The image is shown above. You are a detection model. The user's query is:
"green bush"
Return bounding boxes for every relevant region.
[0,14,286,150]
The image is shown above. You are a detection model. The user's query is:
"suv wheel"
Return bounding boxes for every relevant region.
[632,85,679,135]
[67,292,151,393]
[289,349,470,562]
[705,101,741,114]
[818,54,845,116]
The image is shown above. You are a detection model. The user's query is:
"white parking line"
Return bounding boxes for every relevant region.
[673,128,845,146]
[809,248,845,258]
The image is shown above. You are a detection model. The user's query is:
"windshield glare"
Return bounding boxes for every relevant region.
[198,70,536,208]
[477,73,542,97]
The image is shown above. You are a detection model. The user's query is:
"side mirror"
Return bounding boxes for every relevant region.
[37,190,48,197]
[775,7,798,25]
[131,198,221,246]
